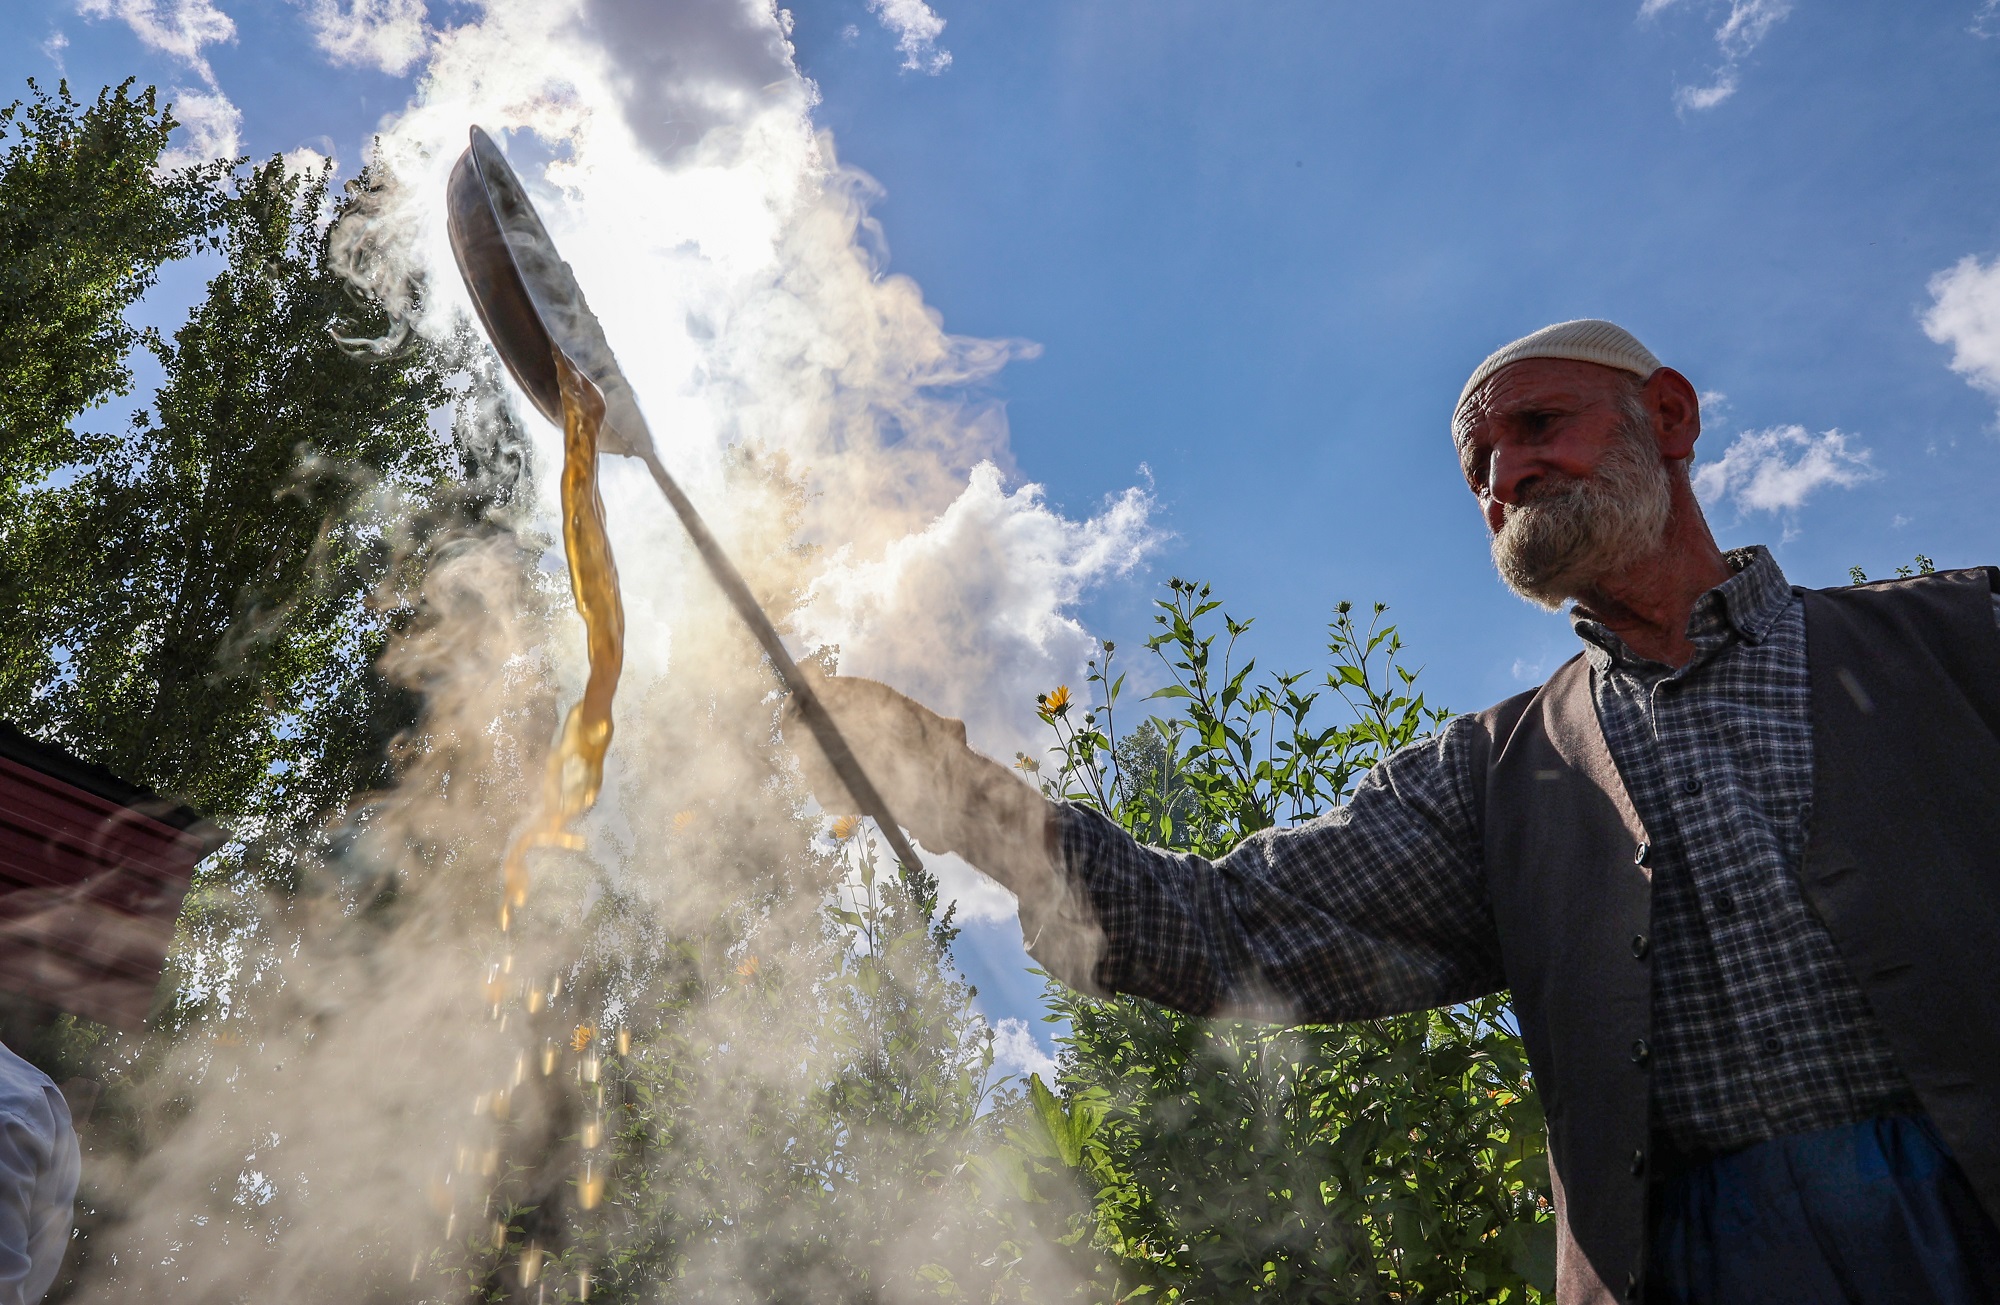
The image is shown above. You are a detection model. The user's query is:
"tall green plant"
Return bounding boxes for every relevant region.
[1030,580,1554,1302]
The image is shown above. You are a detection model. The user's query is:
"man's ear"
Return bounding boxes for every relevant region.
[1645,367,1701,462]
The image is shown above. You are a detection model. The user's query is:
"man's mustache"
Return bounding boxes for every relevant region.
[1501,474,1592,519]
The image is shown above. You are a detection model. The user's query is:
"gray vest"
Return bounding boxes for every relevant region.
[1469,567,2000,1304]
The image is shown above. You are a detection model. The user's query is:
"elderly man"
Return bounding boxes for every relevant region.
[789,320,2000,1304]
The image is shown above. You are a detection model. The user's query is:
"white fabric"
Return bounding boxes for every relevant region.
[1456,318,1662,419]
[0,1042,77,1304]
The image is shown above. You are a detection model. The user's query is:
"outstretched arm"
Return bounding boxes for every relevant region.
[786,677,1504,1022]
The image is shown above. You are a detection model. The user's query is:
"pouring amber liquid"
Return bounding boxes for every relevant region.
[498,349,625,931]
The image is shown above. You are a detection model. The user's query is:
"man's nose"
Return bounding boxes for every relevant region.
[1486,444,1539,509]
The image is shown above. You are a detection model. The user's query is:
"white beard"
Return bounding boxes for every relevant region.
[1491,416,1675,611]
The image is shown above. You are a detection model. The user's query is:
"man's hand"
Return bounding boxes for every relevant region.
[781,677,1057,900]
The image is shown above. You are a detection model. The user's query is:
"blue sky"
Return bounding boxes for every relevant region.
[9,0,2000,1066]
[784,0,2000,706]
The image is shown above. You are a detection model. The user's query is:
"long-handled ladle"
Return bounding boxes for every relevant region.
[445,125,925,875]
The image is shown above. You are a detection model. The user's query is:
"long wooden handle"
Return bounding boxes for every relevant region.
[635,450,926,874]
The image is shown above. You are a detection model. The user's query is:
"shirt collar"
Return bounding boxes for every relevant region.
[1571,545,1792,671]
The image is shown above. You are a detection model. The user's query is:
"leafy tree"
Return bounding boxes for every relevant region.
[0,79,226,499]
[1028,580,1555,1302]
[0,151,495,848]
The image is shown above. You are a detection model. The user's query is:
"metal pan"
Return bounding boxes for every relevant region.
[446,125,926,876]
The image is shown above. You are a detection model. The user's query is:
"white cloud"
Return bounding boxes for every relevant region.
[78,0,237,84]
[867,0,951,73]
[282,144,333,179]
[1977,0,2000,37]
[43,31,69,70]
[988,1016,1057,1082]
[1922,253,2000,404]
[1675,71,1740,111]
[1714,0,1793,57]
[162,88,241,164]
[1643,0,1794,111]
[1693,424,1876,514]
[801,464,1157,762]
[300,0,428,75]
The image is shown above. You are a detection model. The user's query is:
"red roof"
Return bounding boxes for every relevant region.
[0,725,224,1030]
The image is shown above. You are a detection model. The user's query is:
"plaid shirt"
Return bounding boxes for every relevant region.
[1050,547,2000,1152]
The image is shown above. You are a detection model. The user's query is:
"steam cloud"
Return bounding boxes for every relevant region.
[73,0,1155,1296]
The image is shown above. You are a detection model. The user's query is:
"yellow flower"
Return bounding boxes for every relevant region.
[570,1024,596,1052]
[1013,752,1041,774]
[1042,684,1072,716]
[735,954,760,981]
[671,810,696,832]
[830,814,861,841]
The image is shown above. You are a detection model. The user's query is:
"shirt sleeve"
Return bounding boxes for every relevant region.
[0,1083,74,1305]
[1042,715,1506,1023]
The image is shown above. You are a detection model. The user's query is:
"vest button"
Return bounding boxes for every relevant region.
[1634,840,1652,866]
[1714,892,1736,916]
[1630,1148,1646,1176]
[1763,1035,1785,1055]
[1631,933,1650,959]
[1682,777,1703,795]
[1630,1038,1651,1066]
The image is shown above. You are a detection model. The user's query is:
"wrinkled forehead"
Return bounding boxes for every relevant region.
[1453,358,1639,445]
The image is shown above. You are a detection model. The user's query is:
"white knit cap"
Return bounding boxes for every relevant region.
[1456,319,1662,419]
